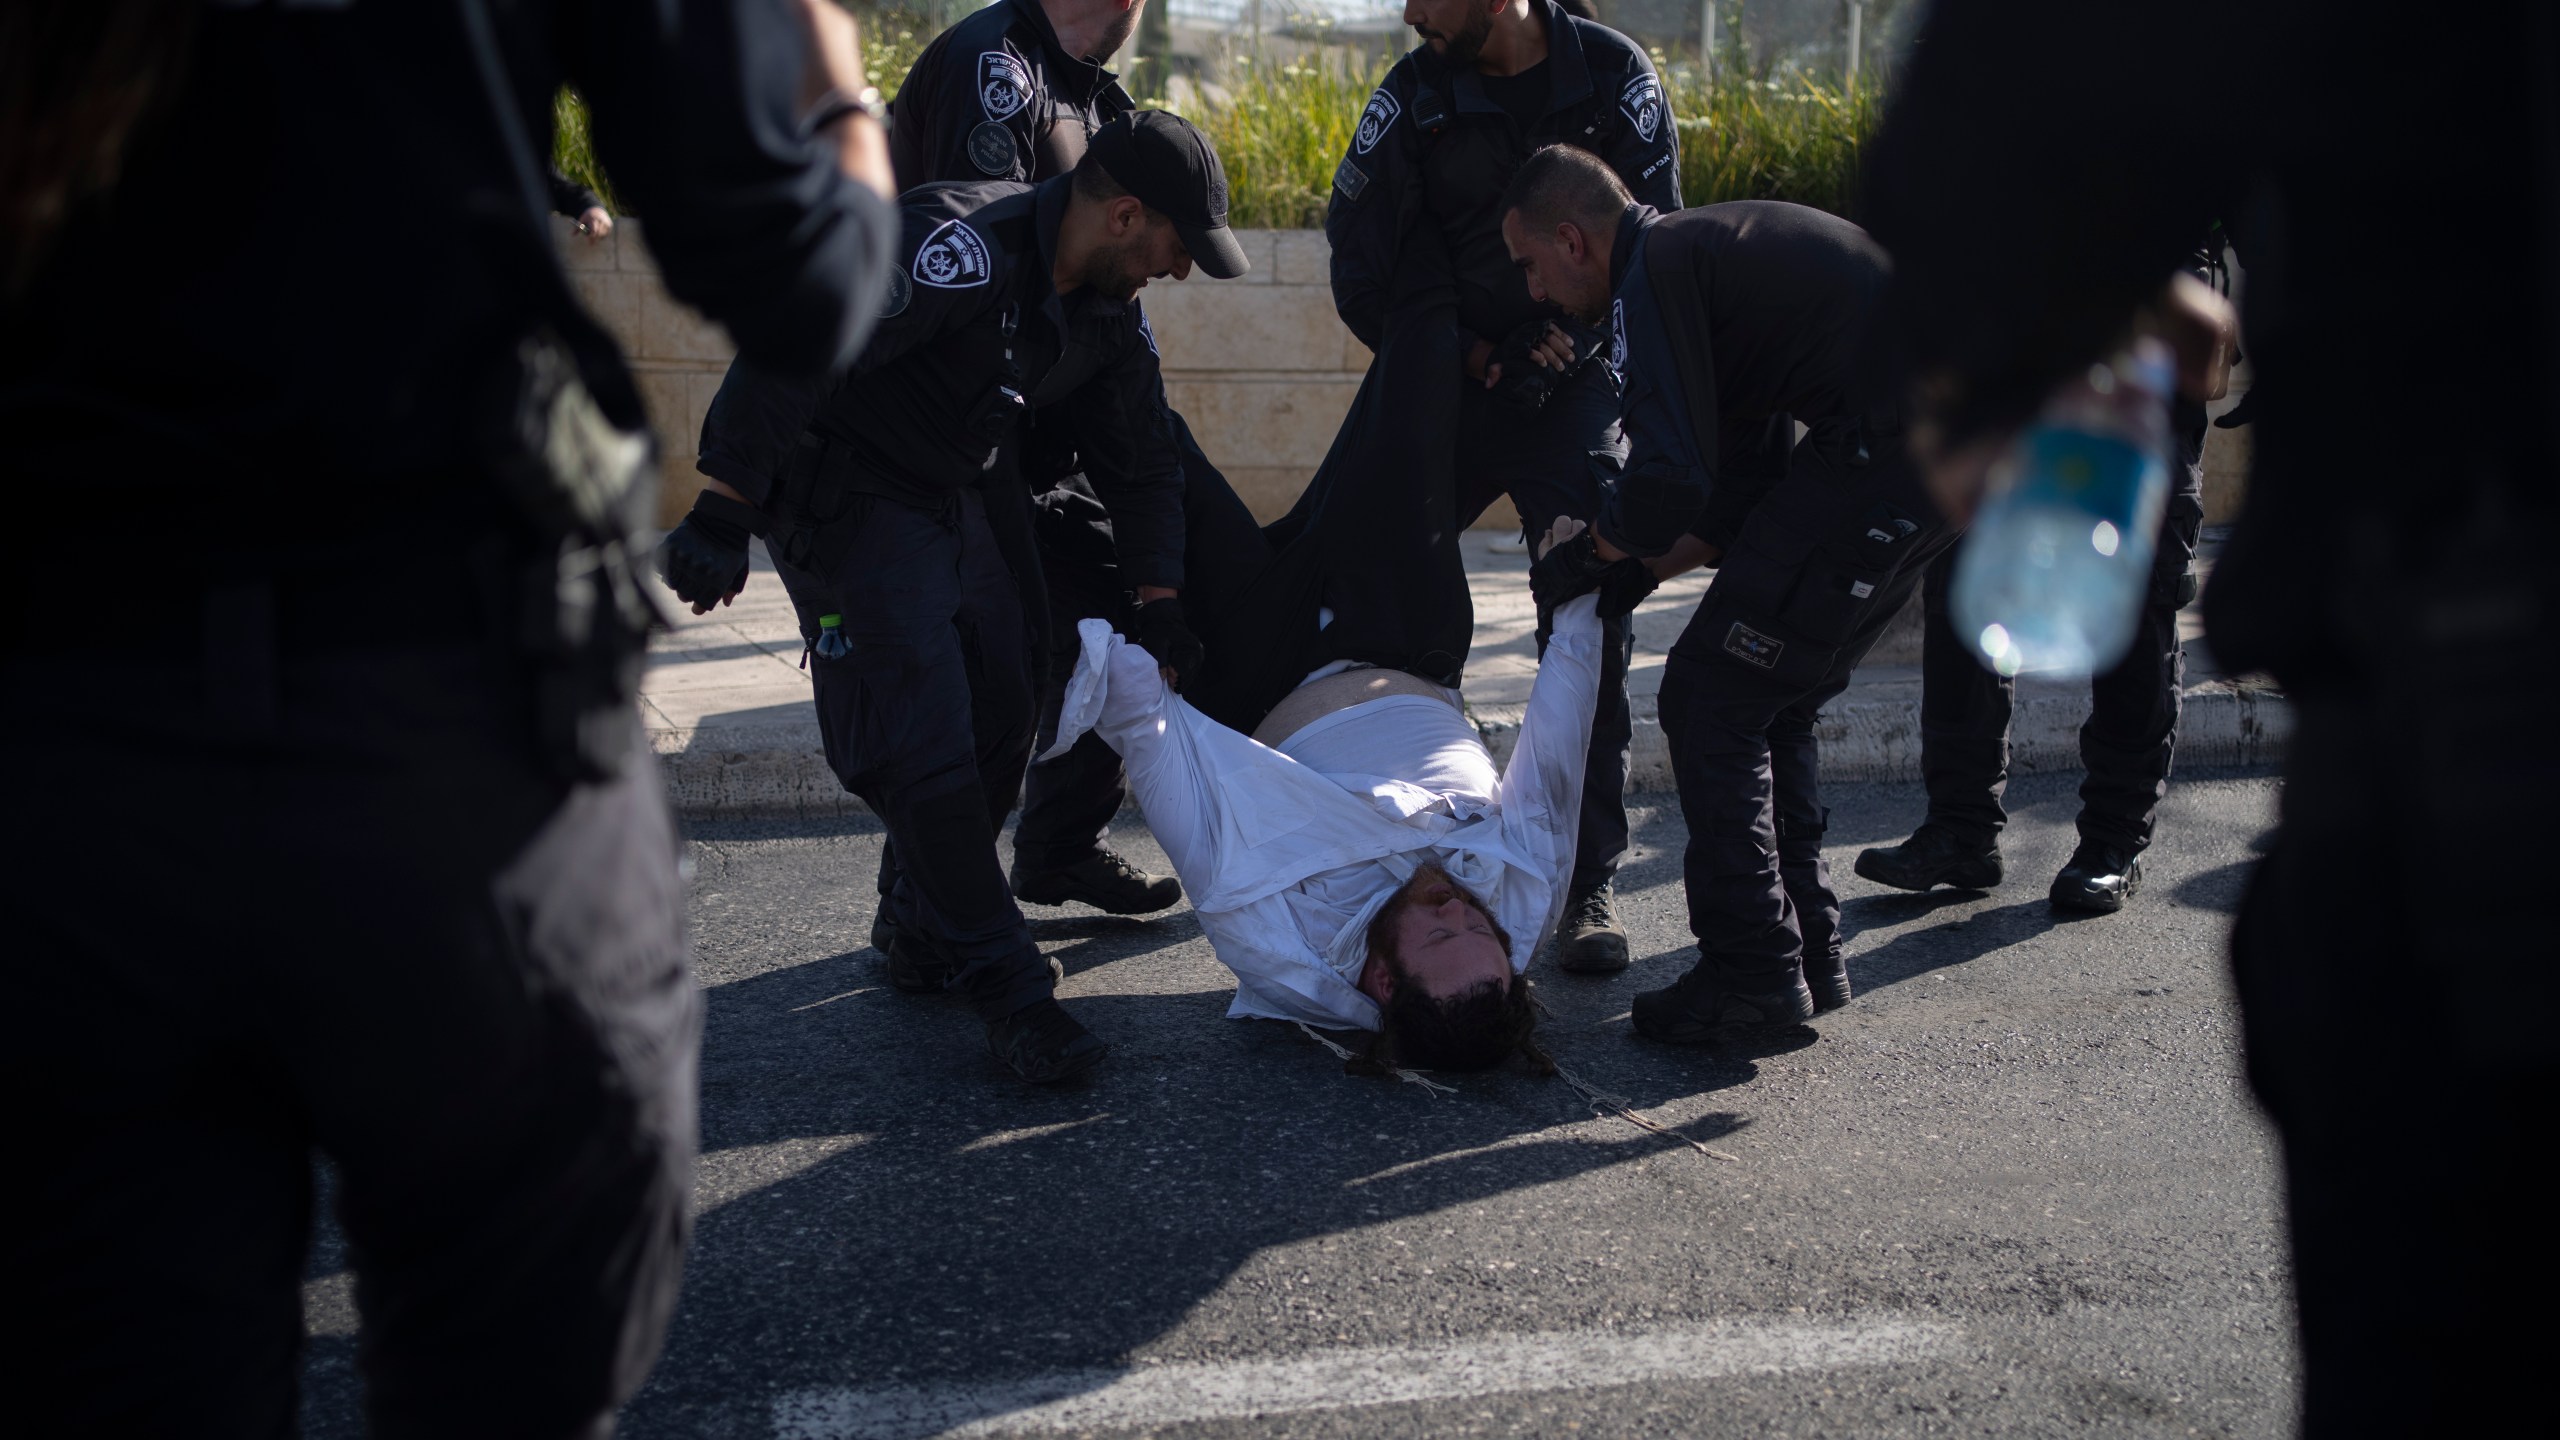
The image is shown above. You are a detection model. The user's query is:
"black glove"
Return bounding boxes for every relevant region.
[1489,319,1601,414]
[1132,596,1205,691]
[1528,527,1616,614]
[1596,557,1661,620]
[657,490,761,609]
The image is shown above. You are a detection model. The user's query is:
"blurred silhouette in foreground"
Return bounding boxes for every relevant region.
[1862,2,2558,1432]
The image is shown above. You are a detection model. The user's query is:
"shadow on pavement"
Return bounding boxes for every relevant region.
[1846,899,2063,997]
[2172,857,2256,914]
[576,948,1764,1433]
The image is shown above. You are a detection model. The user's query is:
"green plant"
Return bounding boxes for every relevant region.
[551,87,619,215]
[1169,54,1389,231]
[1658,61,1884,220]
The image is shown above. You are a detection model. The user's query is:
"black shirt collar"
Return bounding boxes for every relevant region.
[1609,202,1659,295]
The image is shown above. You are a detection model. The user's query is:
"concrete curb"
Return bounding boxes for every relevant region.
[653,679,2292,820]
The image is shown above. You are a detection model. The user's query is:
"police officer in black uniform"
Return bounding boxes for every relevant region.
[1853,242,2221,913]
[888,0,1214,924]
[1863,3,2557,1427]
[1326,0,1680,976]
[2,0,897,1431]
[1500,144,1956,1039]
[665,112,1248,1086]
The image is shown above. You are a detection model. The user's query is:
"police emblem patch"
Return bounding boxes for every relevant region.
[1333,157,1370,201]
[967,120,1016,176]
[912,219,993,289]
[1609,298,1628,372]
[1620,74,1664,144]
[978,51,1031,122]
[881,265,911,318]
[1353,87,1400,155]
[1724,621,1785,670]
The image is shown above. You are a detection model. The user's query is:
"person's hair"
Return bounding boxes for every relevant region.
[1071,146,1132,204]
[0,0,195,297]
[1359,866,1553,1075]
[1497,143,1631,242]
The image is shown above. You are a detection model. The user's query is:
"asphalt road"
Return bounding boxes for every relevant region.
[300,769,2297,1437]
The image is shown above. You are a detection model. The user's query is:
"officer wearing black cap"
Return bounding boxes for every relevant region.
[1500,144,1957,1041]
[1327,0,1681,977]
[4,0,896,1430]
[665,111,1248,1086]
[883,0,1218,927]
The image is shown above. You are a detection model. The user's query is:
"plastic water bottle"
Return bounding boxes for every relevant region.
[1948,338,2176,678]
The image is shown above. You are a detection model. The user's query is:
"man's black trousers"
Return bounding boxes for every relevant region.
[1915,403,2209,853]
[774,483,1054,1021]
[2220,488,2557,1435]
[5,557,696,1438]
[1454,364,1637,895]
[1656,427,1958,989]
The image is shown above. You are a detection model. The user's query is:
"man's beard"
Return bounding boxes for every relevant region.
[1091,5,1141,62]
[1081,241,1150,302]
[1419,11,1496,69]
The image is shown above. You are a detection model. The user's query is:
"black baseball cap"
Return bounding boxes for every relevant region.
[1088,111,1251,280]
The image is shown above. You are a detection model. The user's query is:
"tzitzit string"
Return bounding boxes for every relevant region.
[1294,1023,1739,1163]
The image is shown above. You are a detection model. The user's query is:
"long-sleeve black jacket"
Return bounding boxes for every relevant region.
[3,0,896,514]
[1324,0,1679,353]
[1601,201,1892,558]
[700,177,1185,587]
[886,0,1134,189]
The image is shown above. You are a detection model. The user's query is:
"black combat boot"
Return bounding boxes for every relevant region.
[985,999,1109,1084]
[1802,945,1852,1013]
[2050,842,2143,913]
[869,906,897,956]
[882,925,960,994]
[1631,965,1817,1046]
[1853,823,2004,892]
[1552,879,1630,975]
[1011,847,1184,915]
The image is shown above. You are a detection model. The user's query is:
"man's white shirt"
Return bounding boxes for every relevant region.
[1042,596,1607,1031]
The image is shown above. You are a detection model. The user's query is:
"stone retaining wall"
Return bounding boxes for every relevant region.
[556,216,2251,532]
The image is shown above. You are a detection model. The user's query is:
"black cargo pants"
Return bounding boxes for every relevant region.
[1657,425,1960,990]
[1914,400,2210,853]
[6,552,696,1439]
[1455,363,1639,896]
[773,484,1053,1022]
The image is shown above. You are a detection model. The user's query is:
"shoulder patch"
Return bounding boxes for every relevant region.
[978,51,1032,123]
[1353,87,1400,156]
[882,265,912,318]
[1621,74,1665,144]
[967,120,1017,177]
[913,219,995,289]
[1609,298,1627,372]
[1333,157,1370,202]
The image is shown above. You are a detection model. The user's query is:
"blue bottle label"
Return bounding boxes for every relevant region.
[2010,428,2151,530]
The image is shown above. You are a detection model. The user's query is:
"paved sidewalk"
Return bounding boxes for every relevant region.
[642,532,2290,817]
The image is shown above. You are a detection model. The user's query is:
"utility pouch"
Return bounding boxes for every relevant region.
[472,321,667,781]
[447,0,672,780]
[966,383,1029,444]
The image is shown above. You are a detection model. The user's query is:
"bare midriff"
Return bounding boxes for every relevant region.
[1251,668,1462,751]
